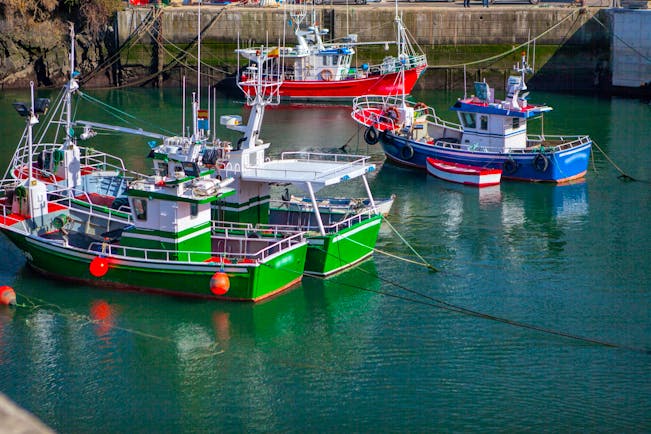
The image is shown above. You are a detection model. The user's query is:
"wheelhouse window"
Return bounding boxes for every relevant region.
[461,113,476,129]
[512,117,520,129]
[322,56,327,66]
[182,162,199,178]
[480,115,488,130]
[157,162,169,178]
[190,202,198,218]
[133,199,147,221]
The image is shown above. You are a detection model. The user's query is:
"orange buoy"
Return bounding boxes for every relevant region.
[89,256,109,278]
[0,286,16,306]
[210,271,230,296]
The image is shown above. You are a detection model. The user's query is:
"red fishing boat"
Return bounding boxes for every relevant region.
[236,4,427,100]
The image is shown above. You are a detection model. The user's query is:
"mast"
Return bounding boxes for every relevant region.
[65,23,77,148]
[28,82,36,188]
[235,48,282,150]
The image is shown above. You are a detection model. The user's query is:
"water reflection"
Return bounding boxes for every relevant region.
[89,300,115,338]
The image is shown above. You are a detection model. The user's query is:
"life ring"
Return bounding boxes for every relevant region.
[364,126,380,145]
[414,102,427,112]
[320,69,333,81]
[503,158,518,174]
[401,144,415,161]
[533,153,549,172]
[384,105,399,121]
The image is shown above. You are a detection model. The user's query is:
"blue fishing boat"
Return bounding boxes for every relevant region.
[351,53,593,183]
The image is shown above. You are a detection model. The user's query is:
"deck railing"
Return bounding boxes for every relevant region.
[351,95,460,132]
[88,230,305,265]
[434,134,592,154]
[9,143,146,187]
[243,152,372,181]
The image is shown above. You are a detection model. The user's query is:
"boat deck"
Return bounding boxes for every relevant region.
[241,152,374,190]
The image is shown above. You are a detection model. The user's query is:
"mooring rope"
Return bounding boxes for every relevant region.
[382,217,438,272]
[305,244,649,354]
[11,292,176,343]
[591,14,651,65]
[591,140,643,182]
[430,8,582,69]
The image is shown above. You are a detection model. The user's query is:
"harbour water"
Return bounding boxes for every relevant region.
[0,87,650,432]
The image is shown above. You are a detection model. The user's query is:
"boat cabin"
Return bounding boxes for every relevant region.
[451,80,551,152]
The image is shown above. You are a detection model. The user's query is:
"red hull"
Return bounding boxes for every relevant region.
[241,66,426,100]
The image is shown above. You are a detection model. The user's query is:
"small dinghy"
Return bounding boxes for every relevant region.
[426,157,502,187]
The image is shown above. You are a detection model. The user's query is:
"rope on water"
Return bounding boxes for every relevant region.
[303,237,649,354]
[382,218,439,272]
[345,236,436,271]
[592,140,640,182]
[11,291,176,343]
[308,261,649,354]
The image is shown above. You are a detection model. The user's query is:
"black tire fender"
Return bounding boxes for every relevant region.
[533,153,549,172]
[503,158,518,174]
[401,144,415,161]
[364,126,379,145]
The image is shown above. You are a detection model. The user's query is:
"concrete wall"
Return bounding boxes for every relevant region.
[114,5,611,91]
[609,8,651,88]
[117,5,600,46]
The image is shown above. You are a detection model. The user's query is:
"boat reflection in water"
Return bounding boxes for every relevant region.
[375,162,589,265]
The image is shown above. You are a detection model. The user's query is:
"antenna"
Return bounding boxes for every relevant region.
[464,64,467,99]
[182,75,186,137]
[212,86,217,142]
[197,0,202,111]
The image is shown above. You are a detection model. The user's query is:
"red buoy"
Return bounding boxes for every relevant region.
[90,300,112,321]
[0,286,16,306]
[89,256,109,278]
[210,272,230,296]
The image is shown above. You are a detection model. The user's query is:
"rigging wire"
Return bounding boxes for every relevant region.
[81,8,162,86]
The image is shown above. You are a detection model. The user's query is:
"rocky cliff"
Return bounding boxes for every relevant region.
[0,0,121,89]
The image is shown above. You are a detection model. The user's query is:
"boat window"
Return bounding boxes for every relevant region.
[182,162,199,178]
[461,113,476,129]
[322,56,327,66]
[512,117,520,129]
[157,162,169,177]
[190,202,198,217]
[133,199,147,221]
[480,115,488,130]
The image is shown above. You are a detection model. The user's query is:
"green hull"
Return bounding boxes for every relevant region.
[304,214,382,277]
[2,228,306,302]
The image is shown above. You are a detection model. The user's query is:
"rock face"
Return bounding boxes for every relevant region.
[0,19,114,89]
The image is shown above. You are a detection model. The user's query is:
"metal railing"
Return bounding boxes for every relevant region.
[433,134,592,155]
[88,229,306,265]
[243,152,372,181]
[351,95,460,132]
[10,143,146,186]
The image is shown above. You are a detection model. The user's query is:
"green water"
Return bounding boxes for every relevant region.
[0,87,650,432]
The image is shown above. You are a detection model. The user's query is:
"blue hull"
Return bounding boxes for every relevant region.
[379,135,592,183]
